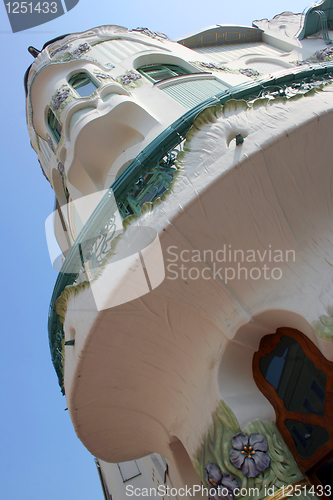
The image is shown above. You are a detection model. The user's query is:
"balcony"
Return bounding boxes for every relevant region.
[48,63,333,464]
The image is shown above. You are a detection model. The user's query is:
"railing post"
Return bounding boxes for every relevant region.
[315,10,332,45]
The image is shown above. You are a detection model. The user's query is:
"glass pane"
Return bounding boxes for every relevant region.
[117,461,141,482]
[167,65,188,76]
[259,335,326,415]
[144,67,175,82]
[54,120,62,141]
[285,420,329,458]
[74,81,97,97]
[69,73,97,97]
[48,109,61,143]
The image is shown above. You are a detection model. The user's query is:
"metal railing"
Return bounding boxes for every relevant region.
[316,10,332,45]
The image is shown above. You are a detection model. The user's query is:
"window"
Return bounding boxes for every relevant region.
[68,72,98,97]
[117,461,141,482]
[138,64,190,83]
[47,108,62,144]
[253,327,333,490]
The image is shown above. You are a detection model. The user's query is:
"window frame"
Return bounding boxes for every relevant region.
[137,64,191,84]
[68,71,99,97]
[253,327,333,473]
[47,108,62,144]
[117,460,141,482]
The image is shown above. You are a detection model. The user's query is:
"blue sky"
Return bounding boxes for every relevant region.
[0,1,311,498]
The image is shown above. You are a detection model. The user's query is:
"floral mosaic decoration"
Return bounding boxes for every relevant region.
[239,68,260,78]
[190,61,230,73]
[57,162,69,199]
[316,46,333,62]
[54,42,91,63]
[117,71,143,88]
[294,60,312,66]
[230,433,271,478]
[72,42,91,58]
[205,463,239,500]
[50,85,75,117]
[46,134,54,152]
[50,43,70,59]
[193,400,304,500]
[200,62,226,71]
[52,88,71,111]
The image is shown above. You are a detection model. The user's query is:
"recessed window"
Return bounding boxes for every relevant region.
[138,64,190,83]
[253,327,333,477]
[47,108,62,144]
[68,72,98,97]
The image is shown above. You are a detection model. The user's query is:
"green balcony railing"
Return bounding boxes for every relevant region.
[48,62,333,393]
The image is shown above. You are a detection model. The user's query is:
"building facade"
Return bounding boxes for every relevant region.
[26,1,333,498]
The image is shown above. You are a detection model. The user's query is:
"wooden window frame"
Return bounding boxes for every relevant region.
[253,327,333,473]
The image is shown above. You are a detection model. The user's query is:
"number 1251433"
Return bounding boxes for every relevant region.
[5,2,58,13]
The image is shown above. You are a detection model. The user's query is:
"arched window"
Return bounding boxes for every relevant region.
[68,72,98,97]
[47,108,62,144]
[253,328,333,490]
[138,64,190,83]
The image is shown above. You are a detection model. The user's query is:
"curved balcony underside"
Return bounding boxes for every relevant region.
[48,65,333,463]
[49,63,333,392]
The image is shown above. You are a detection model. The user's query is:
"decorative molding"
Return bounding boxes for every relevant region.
[130,27,169,40]
[93,69,115,80]
[50,43,70,59]
[176,25,262,48]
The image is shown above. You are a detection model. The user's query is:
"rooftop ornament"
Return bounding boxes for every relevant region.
[230,433,271,478]
[28,46,40,58]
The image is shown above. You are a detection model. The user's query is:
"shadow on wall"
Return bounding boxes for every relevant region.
[217,309,317,428]
[169,437,203,496]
